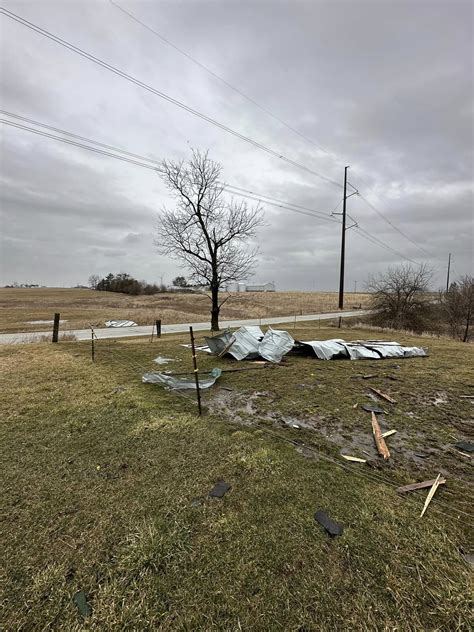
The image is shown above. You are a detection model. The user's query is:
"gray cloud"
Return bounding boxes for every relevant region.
[1,0,472,291]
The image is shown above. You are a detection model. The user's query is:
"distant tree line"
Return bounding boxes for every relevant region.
[89,273,165,295]
[367,263,473,341]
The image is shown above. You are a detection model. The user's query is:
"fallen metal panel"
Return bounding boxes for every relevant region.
[258,328,295,363]
[227,326,263,360]
[105,319,138,328]
[142,368,222,390]
[298,339,348,360]
[365,343,406,358]
[205,330,235,355]
[402,346,427,357]
[343,343,381,360]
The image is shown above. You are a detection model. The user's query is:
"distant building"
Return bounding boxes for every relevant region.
[244,282,276,292]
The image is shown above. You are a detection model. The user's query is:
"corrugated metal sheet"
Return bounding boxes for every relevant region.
[259,328,295,363]
[142,368,222,389]
[105,320,138,328]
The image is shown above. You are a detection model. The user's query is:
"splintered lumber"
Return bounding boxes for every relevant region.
[371,412,390,460]
[341,455,367,463]
[420,473,442,518]
[381,429,397,438]
[369,387,397,404]
[397,477,446,494]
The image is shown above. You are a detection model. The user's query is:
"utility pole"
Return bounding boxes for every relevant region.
[353,280,357,293]
[338,167,349,309]
[446,253,451,293]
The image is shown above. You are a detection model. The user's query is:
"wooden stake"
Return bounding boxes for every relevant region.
[189,326,202,415]
[420,473,442,518]
[52,312,60,343]
[397,477,446,494]
[371,411,390,460]
[370,387,396,404]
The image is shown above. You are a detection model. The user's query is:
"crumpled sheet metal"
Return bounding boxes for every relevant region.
[142,368,222,390]
[105,319,138,328]
[298,338,426,360]
[206,326,294,363]
[259,328,295,363]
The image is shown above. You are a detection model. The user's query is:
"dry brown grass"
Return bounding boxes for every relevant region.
[0,288,371,333]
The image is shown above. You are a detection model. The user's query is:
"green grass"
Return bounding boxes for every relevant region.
[1,325,472,630]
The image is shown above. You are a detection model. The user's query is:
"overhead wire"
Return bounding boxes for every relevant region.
[108,0,434,258]
[0,7,342,189]
[109,0,330,155]
[1,115,422,263]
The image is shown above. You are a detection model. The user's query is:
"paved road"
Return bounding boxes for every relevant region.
[0,310,370,344]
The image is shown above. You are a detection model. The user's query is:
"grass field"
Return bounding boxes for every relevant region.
[1,323,472,630]
[0,288,371,333]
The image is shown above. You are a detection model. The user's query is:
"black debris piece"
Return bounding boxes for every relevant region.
[362,404,385,414]
[414,453,429,458]
[314,510,344,537]
[73,591,92,618]
[209,480,231,498]
[454,441,474,453]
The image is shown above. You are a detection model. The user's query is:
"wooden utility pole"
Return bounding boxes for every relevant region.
[338,167,349,310]
[446,253,451,292]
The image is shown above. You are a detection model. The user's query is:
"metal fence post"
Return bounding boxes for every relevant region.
[189,326,202,415]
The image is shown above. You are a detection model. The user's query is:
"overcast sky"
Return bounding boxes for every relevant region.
[1,0,472,291]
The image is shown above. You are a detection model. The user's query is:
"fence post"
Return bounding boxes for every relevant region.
[156,319,161,338]
[189,326,202,416]
[91,326,95,362]
[52,312,60,343]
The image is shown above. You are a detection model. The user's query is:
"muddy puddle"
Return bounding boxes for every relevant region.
[205,387,472,481]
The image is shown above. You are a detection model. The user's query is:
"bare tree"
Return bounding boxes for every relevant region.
[88,274,100,290]
[155,150,263,330]
[367,263,432,332]
[442,276,474,342]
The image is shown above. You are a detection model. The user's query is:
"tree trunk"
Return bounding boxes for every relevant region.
[462,306,471,342]
[211,283,220,331]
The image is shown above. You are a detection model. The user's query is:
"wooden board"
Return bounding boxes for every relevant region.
[397,477,447,494]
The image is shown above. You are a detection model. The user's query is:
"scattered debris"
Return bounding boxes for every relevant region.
[104,320,137,328]
[371,412,390,460]
[381,429,397,438]
[142,368,222,390]
[369,387,396,404]
[113,386,126,393]
[209,480,231,498]
[205,326,294,363]
[352,403,358,409]
[433,392,448,406]
[314,510,344,537]
[296,339,427,361]
[341,455,366,463]
[461,553,474,567]
[459,395,474,399]
[454,440,474,453]
[73,591,91,617]
[397,477,447,494]
[420,473,443,518]
[153,356,175,365]
[362,404,385,414]
[414,453,429,459]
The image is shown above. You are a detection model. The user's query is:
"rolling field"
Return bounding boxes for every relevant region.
[1,323,472,629]
[0,288,371,333]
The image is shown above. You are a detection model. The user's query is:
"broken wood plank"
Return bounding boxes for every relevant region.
[420,473,442,518]
[397,477,446,494]
[371,411,390,460]
[341,455,367,463]
[369,387,397,404]
[381,429,397,438]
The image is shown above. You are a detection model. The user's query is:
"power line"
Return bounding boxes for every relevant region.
[0,7,342,189]
[109,0,330,155]
[354,226,421,265]
[357,191,432,258]
[108,1,434,259]
[1,116,421,263]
